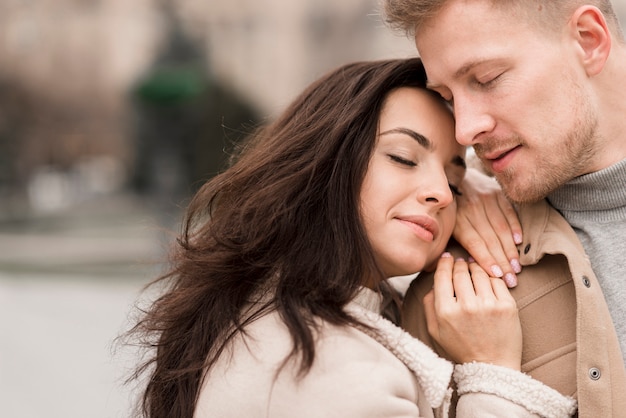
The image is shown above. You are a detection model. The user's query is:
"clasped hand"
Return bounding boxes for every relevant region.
[423,254,522,371]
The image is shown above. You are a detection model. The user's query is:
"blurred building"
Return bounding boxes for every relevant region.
[181,0,416,115]
[0,0,624,214]
[0,0,416,214]
[0,0,162,212]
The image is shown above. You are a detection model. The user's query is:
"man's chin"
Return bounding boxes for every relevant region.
[501,184,549,204]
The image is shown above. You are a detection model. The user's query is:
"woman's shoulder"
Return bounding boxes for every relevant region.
[269,315,421,417]
[231,309,413,379]
[196,310,420,417]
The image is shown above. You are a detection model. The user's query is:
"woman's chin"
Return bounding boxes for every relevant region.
[421,257,439,273]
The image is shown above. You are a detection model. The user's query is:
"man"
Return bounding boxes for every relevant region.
[383,1,626,416]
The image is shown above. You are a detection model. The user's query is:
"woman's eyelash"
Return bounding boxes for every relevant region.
[387,154,461,196]
[389,155,416,167]
[449,184,463,196]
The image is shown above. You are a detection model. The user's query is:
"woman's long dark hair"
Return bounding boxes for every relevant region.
[128,58,429,418]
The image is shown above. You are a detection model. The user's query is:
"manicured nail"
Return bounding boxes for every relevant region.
[491,265,504,277]
[510,258,522,274]
[441,252,452,258]
[504,272,518,288]
[513,233,523,245]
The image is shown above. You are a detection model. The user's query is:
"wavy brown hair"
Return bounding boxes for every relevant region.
[127,58,432,418]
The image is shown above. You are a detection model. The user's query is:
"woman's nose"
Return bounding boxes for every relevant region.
[420,172,454,208]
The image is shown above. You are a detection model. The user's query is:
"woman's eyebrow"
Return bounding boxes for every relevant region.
[379,127,430,149]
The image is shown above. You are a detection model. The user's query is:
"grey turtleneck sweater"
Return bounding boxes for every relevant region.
[548,158,626,365]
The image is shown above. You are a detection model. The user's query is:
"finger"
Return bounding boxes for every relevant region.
[453,168,521,286]
[467,261,496,298]
[455,200,519,288]
[469,195,519,277]
[490,276,516,303]
[454,192,509,278]
[497,193,523,246]
[468,198,520,288]
[453,219,504,278]
[481,194,520,261]
[455,168,509,274]
[433,252,456,300]
[450,258,477,299]
[496,193,523,274]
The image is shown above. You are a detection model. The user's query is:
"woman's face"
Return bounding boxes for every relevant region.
[360,87,466,279]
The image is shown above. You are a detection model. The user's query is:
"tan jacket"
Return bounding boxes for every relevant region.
[195,287,574,418]
[402,199,626,418]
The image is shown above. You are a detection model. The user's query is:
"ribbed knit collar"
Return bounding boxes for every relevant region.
[547,158,626,212]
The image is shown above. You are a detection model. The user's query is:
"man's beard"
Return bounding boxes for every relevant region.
[475,113,598,204]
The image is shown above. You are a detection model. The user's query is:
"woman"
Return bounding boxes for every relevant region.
[128,58,576,417]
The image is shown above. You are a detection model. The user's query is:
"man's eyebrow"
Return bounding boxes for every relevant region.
[379,127,431,149]
[453,60,483,79]
[426,59,494,89]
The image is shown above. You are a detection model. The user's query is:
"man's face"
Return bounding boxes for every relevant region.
[415,0,599,203]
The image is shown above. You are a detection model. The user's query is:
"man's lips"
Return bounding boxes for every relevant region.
[479,145,522,173]
[396,215,439,242]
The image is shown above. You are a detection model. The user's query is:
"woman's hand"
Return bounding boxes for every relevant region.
[454,167,522,288]
[423,254,522,370]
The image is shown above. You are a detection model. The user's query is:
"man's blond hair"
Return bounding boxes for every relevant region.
[382,0,624,41]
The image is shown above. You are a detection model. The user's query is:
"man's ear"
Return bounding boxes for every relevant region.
[569,6,611,76]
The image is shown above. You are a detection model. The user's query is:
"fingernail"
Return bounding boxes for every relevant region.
[491,265,503,277]
[456,257,465,262]
[468,256,476,263]
[441,252,452,258]
[513,233,523,245]
[504,272,518,288]
[510,258,522,274]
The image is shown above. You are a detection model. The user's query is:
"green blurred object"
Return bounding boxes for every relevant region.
[130,0,260,202]
[134,65,208,105]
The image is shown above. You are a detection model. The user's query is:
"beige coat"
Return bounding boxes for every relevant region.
[195,287,574,417]
[403,199,626,418]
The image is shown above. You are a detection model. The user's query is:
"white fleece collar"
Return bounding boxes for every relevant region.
[347,288,453,409]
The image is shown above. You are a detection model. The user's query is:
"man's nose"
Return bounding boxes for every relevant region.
[453,97,496,146]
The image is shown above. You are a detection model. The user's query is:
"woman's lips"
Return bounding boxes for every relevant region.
[396,215,439,242]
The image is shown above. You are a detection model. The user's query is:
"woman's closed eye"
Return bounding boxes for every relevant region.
[449,183,463,196]
[388,154,417,167]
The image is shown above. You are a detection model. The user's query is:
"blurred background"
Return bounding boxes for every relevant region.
[0,1,624,417]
